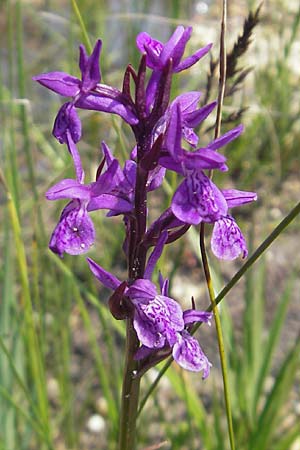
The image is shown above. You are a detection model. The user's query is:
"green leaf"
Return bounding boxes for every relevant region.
[249,337,300,450]
[253,271,296,414]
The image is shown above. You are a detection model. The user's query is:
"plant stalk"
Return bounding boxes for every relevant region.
[118,320,141,450]
[118,130,150,449]
[199,224,235,450]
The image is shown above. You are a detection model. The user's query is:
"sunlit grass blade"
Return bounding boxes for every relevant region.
[249,337,300,450]
[70,0,92,52]
[162,366,211,449]
[0,217,17,449]
[0,173,53,448]
[272,423,300,450]
[0,386,53,446]
[45,252,122,437]
[253,270,296,415]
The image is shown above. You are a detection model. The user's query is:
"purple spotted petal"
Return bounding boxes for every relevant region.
[222,189,257,208]
[134,307,167,349]
[53,102,82,144]
[171,171,228,225]
[49,200,95,256]
[173,331,212,376]
[133,294,184,349]
[211,216,248,260]
[32,72,80,97]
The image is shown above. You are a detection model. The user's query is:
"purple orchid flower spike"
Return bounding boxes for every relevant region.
[136,26,212,109]
[33,40,138,133]
[211,189,257,260]
[46,137,119,257]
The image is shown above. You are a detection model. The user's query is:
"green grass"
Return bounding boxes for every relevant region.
[0,0,299,449]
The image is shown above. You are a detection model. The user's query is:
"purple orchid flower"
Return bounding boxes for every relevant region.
[46,134,119,256]
[158,103,246,229]
[160,102,233,175]
[154,92,217,148]
[87,254,212,375]
[127,278,212,376]
[136,26,212,109]
[33,40,138,140]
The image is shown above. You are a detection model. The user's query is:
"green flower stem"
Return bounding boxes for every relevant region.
[200,224,235,450]
[118,320,141,450]
[138,201,300,417]
[71,0,92,53]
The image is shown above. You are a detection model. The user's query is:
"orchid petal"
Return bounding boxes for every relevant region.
[207,124,244,150]
[144,231,168,280]
[79,40,102,92]
[173,331,212,376]
[46,179,91,201]
[174,43,212,72]
[49,200,95,256]
[32,72,80,97]
[76,93,138,125]
[222,189,257,208]
[86,257,121,290]
[211,216,248,260]
[171,171,228,225]
[183,310,213,325]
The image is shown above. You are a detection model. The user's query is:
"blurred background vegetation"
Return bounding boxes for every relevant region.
[0,0,299,449]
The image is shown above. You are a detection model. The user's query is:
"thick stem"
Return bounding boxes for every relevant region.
[118,131,150,449]
[118,320,141,450]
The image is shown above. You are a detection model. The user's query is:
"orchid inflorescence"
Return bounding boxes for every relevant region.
[34,26,257,377]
